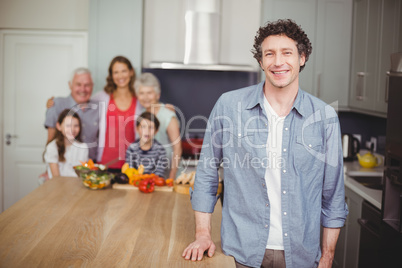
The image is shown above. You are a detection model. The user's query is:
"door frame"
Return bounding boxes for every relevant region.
[0,29,88,212]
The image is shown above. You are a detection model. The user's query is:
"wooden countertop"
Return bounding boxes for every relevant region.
[0,177,234,267]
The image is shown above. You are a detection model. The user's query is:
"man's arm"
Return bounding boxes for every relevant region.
[318,227,340,268]
[47,127,56,143]
[182,211,216,261]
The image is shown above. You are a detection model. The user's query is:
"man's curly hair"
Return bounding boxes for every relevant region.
[252,19,312,72]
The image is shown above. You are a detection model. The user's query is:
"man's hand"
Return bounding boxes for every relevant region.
[318,227,340,268]
[182,211,215,261]
[318,255,333,268]
[182,234,216,261]
[46,96,55,109]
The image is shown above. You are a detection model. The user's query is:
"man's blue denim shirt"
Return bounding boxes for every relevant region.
[191,82,349,268]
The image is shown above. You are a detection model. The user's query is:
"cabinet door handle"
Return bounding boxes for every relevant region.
[385,72,390,103]
[357,218,380,239]
[356,72,365,101]
[5,133,18,146]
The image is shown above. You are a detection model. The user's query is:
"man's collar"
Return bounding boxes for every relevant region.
[245,82,305,117]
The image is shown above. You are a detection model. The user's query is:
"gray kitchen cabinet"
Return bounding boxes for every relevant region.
[349,0,401,116]
[261,0,352,110]
[334,187,363,268]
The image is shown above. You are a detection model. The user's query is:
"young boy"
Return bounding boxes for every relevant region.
[125,112,168,178]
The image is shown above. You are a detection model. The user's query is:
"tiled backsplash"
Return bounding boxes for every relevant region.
[142,68,259,138]
[338,112,387,155]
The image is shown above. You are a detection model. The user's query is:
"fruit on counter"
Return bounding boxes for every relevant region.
[82,172,111,189]
[153,177,166,187]
[138,179,155,193]
[78,159,102,170]
[121,163,145,183]
[165,178,174,187]
[114,173,129,184]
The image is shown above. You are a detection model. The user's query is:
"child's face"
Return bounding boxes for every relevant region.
[137,119,156,144]
[57,116,80,141]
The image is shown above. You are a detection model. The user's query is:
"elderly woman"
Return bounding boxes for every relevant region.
[135,73,182,179]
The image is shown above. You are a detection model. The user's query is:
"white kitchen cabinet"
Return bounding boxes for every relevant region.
[261,0,352,109]
[142,0,261,69]
[349,0,401,116]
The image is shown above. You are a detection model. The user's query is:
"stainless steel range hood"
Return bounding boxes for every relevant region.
[149,0,257,72]
[148,62,258,72]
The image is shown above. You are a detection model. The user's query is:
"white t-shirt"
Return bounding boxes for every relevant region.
[263,96,285,250]
[44,140,89,178]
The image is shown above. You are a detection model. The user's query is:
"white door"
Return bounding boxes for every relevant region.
[1,30,87,211]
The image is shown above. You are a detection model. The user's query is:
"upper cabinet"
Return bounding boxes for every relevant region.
[261,0,353,109]
[142,0,261,70]
[349,0,401,116]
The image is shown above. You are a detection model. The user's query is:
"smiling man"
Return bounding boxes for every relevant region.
[44,67,99,160]
[182,19,348,268]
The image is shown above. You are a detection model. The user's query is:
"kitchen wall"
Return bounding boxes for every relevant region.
[0,0,89,30]
[88,0,143,93]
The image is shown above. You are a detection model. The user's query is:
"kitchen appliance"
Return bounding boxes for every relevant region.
[342,133,360,161]
[358,201,381,268]
[380,52,402,266]
[181,137,204,159]
[383,52,402,233]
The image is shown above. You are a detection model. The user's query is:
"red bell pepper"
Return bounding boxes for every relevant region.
[138,179,155,193]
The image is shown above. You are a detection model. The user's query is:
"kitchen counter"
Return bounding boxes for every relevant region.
[343,161,384,210]
[0,177,234,267]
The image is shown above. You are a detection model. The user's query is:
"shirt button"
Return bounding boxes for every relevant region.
[283,170,286,173]
[285,127,289,131]
[308,144,312,148]
[283,190,287,194]
[265,225,268,228]
[283,212,287,216]
[238,133,241,137]
[284,233,288,237]
[266,203,269,207]
[265,123,268,126]
[283,148,287,152]
[262,183,265,187]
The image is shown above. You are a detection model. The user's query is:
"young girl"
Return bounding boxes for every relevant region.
[43,109,89,180]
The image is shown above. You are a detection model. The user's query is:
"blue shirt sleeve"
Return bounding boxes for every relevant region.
[190,97,222,213]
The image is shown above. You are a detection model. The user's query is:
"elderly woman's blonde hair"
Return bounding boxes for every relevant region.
[134,72,161,95]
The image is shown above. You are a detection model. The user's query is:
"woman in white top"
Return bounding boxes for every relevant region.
[43,109,88,180]
[135,73,182,179]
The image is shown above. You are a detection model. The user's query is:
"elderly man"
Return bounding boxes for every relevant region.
[44,67,99,160]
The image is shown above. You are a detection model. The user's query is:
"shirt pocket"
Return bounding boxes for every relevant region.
[225,130,256,165]
[294,135,324,173]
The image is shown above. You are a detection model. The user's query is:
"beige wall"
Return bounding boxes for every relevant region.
[0,0,89,30]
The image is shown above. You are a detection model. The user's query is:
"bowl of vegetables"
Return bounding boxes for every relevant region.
[74,160,113,190]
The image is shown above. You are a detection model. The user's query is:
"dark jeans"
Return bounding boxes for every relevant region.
[235,249,286,268]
